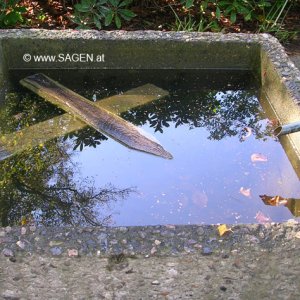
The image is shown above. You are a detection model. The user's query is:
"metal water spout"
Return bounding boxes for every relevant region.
[274,121,300,137]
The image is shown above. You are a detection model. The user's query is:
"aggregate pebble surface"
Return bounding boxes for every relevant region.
[0,222,300,299]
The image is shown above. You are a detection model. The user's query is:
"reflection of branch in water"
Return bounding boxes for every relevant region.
[11,176,134,226]
[122,90,271,141]
[64,127,108,151]
[0,139,135,227]
[259,194,300,217]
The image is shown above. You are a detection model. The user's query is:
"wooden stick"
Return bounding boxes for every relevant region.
[0,83,168,161]
[20,73,172,159]
[0,84,168,161]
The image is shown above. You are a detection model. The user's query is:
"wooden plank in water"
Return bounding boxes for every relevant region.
[0,84,168,161]
[20,73,172,159]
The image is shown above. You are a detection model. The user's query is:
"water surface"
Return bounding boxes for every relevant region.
[0,69,299,226]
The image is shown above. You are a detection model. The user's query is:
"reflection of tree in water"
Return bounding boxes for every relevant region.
[0,143,134,226]
[4,88,268,154]
[0,92,109,151]
[64,127,108,151]
[0,92,134,226]
[0,92,63,134]
[122,89,271,142]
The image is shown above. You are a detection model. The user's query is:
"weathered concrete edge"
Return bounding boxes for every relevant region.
[0,30,299,105]
[0,30,259,70]
[1,223,299,258]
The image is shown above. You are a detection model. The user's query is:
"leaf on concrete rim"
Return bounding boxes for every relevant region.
[217,224,232,237]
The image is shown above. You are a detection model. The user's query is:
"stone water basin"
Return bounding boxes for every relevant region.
[0,31,300,226]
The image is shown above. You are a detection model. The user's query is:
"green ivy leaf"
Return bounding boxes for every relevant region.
[245,12,252,22]
[218,0,231,7]
[74,4,91,13]
[93,15,102,29]
[4,11,22,26]
[109,0,119,7]
[15,6,27,13]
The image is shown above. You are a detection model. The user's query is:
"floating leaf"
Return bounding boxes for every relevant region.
[251,153,268,162]
[217,224,232,236]
[239,187,251,198]
[259,194,288,206]
[255,211,271,224]
[242,127,252,140]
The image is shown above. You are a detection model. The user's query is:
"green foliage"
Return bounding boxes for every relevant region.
[257,0,297,41]
[170,4,220,32]
[0,0,26,28]
[171,0,296,40]
[180,0,194,9]
[217,0,254,23]
[177,0,273,24]
[72,0,136,29]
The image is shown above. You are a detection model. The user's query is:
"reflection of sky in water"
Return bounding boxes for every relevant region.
[71,106,300,226]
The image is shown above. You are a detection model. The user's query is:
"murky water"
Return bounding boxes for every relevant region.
[0,69,299,226]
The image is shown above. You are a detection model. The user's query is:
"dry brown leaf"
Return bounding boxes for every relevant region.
[267,119,279,128]
[259,194,288,206]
